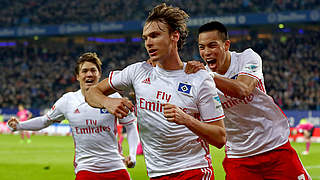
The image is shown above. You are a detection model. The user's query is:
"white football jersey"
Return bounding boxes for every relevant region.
[109,62,224,178]
[210,48,290,158]
[45,90,136,174]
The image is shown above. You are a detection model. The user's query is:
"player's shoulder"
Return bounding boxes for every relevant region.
[232,48,262,65]
[61,90,81,100]
[241,48,261,60]
[242,48,256,54]
[186,69,211,84]
[126,61,153,71]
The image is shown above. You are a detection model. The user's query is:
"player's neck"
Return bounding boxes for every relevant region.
[158,51,183,70]
[81,88,87,97]
[218,51,231,75]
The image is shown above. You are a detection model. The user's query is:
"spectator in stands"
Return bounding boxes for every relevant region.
[0,29,319,110]
[0,0,319,27]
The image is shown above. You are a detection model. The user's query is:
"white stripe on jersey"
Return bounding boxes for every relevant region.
[201,167,213,180]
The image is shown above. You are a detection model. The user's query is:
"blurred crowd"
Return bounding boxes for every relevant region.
[0,28,319,110]
[0,0,319,27]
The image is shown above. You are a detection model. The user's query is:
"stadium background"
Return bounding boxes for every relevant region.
[0,0,319,179]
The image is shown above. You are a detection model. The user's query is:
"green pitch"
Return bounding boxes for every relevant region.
[0,134,319,180]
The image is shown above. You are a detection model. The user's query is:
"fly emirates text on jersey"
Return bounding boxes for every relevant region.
[138,90,200,119]
[75,119,113,135]
[221,93,254,109]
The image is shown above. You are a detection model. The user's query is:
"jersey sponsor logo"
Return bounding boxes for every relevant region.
[100,108,109,114]
[221,94,254,109]
[177,82,192,95]
[139,91,172,112]
[139,97,199,117]
[74,108,80,113]
[213,96,222,109]
[139,98,165,112]
[142,77,151,84]
[156,91,171,103]
[244,63,258,72]
[75,125,111,134]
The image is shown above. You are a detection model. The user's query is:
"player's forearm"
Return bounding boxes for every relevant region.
[17,116,52,131]
[125,121,139,163]
[185,116,226,149]
[214,75,251,99]
[85,85,109,108]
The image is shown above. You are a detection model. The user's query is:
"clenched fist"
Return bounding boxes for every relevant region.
[7,117,19,131]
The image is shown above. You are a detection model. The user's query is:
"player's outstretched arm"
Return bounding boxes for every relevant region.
[7,116,54,131]
[163,104,226,149]
[123,121,139,168]
[85,78,134,119]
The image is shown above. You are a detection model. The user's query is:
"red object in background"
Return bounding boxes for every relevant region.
[290,127,320,138]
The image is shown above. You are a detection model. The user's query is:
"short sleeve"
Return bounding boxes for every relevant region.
[238,49,263,80]
[108,63,140,92]
[197,75,224,123]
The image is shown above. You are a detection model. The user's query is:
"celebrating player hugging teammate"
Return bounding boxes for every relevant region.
[85,3,226,180]
[185,21,311,180]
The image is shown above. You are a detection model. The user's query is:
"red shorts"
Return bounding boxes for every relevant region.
[223,141,310,180]
[76,169,130,180]
[150,167,214,180]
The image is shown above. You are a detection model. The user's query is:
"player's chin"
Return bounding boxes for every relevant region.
[84,84,94,91]
[207,66,217,72]
[149,55,160,62]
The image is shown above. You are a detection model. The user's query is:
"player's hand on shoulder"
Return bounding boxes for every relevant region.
[103,97,134,119]
[163,104,190,125]
[7,117,19,131]
[185,60,205,74]
[124,156,136,168]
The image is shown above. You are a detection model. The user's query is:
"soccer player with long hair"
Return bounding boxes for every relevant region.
[85,3,226,180]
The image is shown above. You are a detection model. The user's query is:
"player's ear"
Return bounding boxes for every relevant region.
[224,40,231,51]
[171,30,180,42]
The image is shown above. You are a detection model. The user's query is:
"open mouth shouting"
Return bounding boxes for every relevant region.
[206,59,217,70]
[85,79,95,86]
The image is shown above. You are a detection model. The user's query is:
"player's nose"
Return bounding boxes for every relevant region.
[145,38,153,48]
[204,48,211,56]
